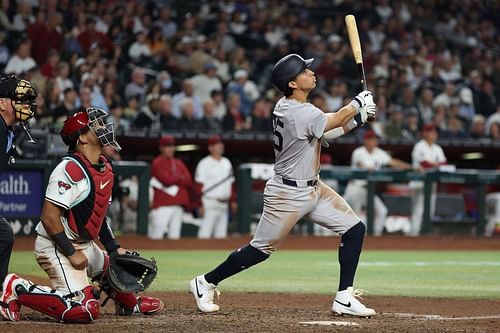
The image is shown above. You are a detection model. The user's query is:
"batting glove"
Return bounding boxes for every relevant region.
[349,90,375,110]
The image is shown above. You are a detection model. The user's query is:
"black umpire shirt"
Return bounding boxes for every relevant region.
[0,116,14,172]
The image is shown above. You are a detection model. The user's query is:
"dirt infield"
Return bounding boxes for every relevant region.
[2,292,499,333]
[6,235,500,332]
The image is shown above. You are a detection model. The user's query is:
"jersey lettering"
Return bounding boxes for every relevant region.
[272,115,284,152]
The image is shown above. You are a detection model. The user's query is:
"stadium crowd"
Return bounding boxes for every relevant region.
[0,0,499,140]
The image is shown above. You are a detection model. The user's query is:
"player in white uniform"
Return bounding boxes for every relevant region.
[409,124,447,236]
[0,108,163,323]
[189,54,377,317]
[195,135,234,239]
[344,130,412,236]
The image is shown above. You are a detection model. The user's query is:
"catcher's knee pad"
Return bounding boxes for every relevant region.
[17,282,100,323]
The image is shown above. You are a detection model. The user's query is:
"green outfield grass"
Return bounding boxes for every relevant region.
[10,250,500,299]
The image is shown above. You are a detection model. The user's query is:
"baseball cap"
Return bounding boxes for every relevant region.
[422,124,436,132]
[159,135,175,146]
[207,134,222,146]
[204,62,217,71]
[234,69,248,80]
[363,130,377,140]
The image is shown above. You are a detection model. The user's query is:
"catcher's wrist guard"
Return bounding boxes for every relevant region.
[51,231,76,257]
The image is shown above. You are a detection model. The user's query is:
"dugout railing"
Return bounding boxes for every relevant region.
[3,160,150,236]
[236,164,500,236]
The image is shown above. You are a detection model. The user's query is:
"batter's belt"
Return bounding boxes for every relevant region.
[274,175,318,188]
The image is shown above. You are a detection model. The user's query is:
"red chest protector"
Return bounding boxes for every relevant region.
[64,152,114,240]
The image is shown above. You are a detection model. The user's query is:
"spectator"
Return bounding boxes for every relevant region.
[344,130,411,236]
[211,89,227,120]
[40,49,60,78]
[177,99,201,131]
[226,69,260,116]
[416,88,434,125]
[190,35,212,75]
[128,31,152,63]
[477,79,497,118]
[384,106,405,139]
[0,32,10,71]
[191,63,223,102]
[469,115,486,139]
[213,48,231,84]
[325,81,346,113]
[77,17,113,56]
[433,82,457,108]
[409,124,447,236]
[124,67,146,102]
[53,87,77,123]
[199,99,222,132]
[171,79,203,119]
[486,105,500,139]
[133,94,160,130]
[222,92,249,131]
[457,87,475,124]
[442,115,467,139]
[195,135,234,239]
[154,6,177,40]
[149,135,193,240]
[250,98,272,132]
[4,40,36,75]
[109,103,130,131]
[123,95,139,121]
[55,62,74,99]
[26,11,63,65]
[158,94,178,131]
[12,0,34,32]
[402,110,420,140]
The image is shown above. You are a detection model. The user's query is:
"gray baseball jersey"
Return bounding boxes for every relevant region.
[250,97,360,254]
[272,97,327,180]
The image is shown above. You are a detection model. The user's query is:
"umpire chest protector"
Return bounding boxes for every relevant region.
[64,152,114,240]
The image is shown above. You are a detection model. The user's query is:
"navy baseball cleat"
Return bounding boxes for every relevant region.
[189,275,220,313]
[332,287,376,317]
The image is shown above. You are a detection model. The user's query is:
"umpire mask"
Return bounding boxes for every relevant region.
[0,75,38,143]
[87,107,122,152]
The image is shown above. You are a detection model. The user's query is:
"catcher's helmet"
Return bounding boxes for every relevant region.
[271,54,314,93]
[61,107,121,152]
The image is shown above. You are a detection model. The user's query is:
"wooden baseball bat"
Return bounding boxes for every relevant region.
[345,15,368,91]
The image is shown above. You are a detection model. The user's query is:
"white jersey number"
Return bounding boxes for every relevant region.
[273,115,284,152]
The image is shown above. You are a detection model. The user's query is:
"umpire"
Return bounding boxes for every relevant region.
[0,74,38,289]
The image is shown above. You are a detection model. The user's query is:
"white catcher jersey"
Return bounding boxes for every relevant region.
[272,97,327,180]
[36,159,91,240]
[350,146,391,187]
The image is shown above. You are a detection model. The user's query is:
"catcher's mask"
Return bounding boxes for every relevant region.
[61,107,122,152]
[0,75,38,143]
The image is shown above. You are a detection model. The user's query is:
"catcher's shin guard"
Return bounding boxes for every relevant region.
[16,280,100,323]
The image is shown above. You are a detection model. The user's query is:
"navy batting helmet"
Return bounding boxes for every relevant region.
[271,54,314,94]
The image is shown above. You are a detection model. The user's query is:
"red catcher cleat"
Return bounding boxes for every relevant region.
[136,296,164,315]
[0,273,22,321]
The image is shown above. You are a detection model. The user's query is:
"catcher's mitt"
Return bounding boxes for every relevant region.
[107,251,158,293]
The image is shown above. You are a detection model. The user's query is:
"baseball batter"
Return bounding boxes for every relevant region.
[190,54,377,317]
[0,107,163,323]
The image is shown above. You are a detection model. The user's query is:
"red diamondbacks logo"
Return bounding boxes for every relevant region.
[58,181,71,194]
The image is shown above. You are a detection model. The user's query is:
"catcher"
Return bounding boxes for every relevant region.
[0,107,163,323]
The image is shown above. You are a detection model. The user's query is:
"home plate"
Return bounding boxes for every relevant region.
[299,320,360,326]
